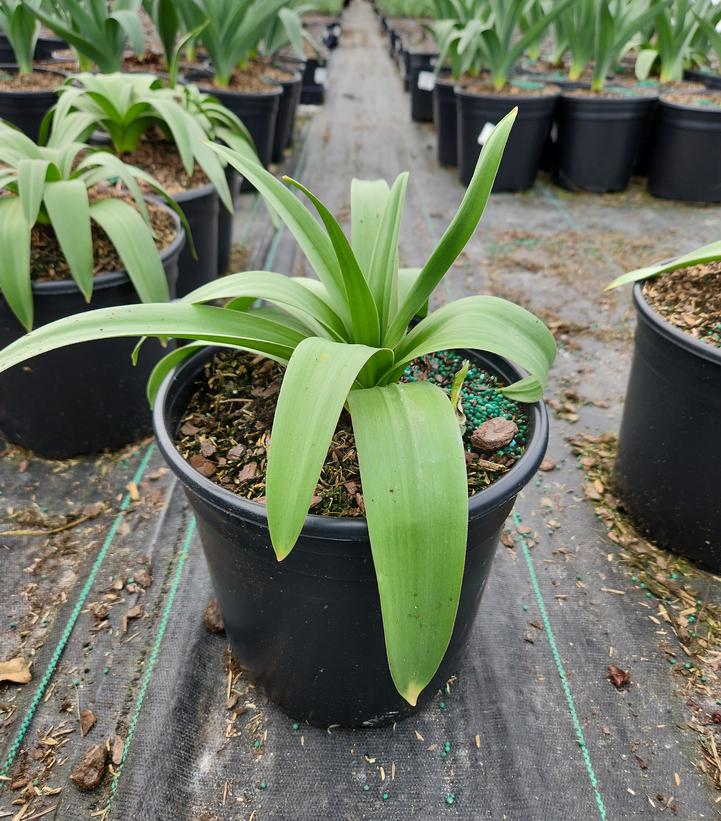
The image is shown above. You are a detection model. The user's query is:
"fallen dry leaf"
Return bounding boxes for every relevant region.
[607,664,631,689]
[0,657,31,684]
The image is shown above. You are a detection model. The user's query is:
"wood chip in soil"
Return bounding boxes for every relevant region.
[120,139,209,194]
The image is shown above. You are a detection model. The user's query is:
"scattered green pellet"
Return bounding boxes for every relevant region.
[446,793,456,805]
[292,722,300,731]
[362,784,370,792]
[382,791,389,801]
[439,701,446,711]
[254,739,261,748]
[259,780,268,790]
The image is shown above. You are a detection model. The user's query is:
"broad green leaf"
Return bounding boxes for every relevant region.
[0,303,308,374]
[385,108,516,347]
[351,178,389,277]
[0,197,32,331]
[348,381,468,705]
[266,337,391,560]
[635,48,658,80]
[384,296,556,401]
[44,180,94,301]
[209,143,350,322]
[16,159,49,226]
[283,176,380,346]
[398,268,428,319]
[607,241,721,290]
[89,198,169,303]
[180,269,348,341]
[368,172,408,339]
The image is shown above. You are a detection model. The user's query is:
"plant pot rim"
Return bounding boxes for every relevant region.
[657,94,721,114]
[30,205,184,296]
[153,345,550,544]
[184,69,283,98]
[455,83,560,102]
[633,281,721,367]
[170,179,218,203]
[0,62,66,91]
[559,87,658,103]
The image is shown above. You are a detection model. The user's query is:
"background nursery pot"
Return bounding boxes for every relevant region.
[433,77,458,166]
[614,283,721,572]
[647,96,721,202]
[154,346,550,728]
[271,69,302,162]
[217,167,242,275]
[0,216,184,459]
[456,86,559,190]
[553,91,657,193]
[299,57,326,104]
[408,51,438,122]
[0,65,64,141]
[173,182,220,296]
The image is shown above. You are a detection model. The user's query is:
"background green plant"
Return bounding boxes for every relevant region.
[0,109,556,703]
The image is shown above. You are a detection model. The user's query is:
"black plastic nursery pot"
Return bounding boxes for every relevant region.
[614,283,721,572]
[217,167,242,275]
[456,86,559,191]
[0,65,64,141]
[684,68,721,91]
[153,346,549,728]
[173,182,220,297]
[553,91,657,193]
[647,97,721,202]
[0,35,14,63]
[271,71,302,162]
[208,84,282,172]
[0,216,184,459]
[408,51,438,123]
[433,77,458,166]
[300,57,327,105]
[34,34,67,60]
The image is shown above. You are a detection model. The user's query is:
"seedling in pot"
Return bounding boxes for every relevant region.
[0,121,186,329]
[0,0,38,75]
[0,108,556,705]
[40,72,258,213]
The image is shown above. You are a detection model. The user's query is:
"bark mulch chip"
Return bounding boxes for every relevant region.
[644,261,721,348]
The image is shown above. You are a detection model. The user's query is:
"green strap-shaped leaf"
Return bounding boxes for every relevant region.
[209,142,349,322]
[384,296,556,401]
[0,302,308,374]
[180,270,348,341]
[398,268,428,319]
[89,198,169,304]
[367,172,408,340]
[350,178,389,277]
[283,176,380,347]
[607,240,721,290]
[44,179,94,302]
[266,337,391,560]
[17,159,49,226]
[0,197,32,331]
[385,108,516,347]
[347,381,468,706]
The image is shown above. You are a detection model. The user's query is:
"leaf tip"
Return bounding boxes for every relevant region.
[401,681,423,707]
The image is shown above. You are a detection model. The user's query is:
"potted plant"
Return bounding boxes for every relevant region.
[448,0,570,191]
[0,0,64,140]
[28,0,145,73]
[684,3,721,90]
[607,239,721,572]
[552,0,664,193]
[42,72,257,292]
[187,0,296,171]
[0,123,186,457]
[0,109,556,726]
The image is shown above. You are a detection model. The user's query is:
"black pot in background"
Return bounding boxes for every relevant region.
[647,96,721,202]
[456,85,559,191]
[684,68,721,91]
[614,283,721,572]
[271,70,302,162]
[0,35,14,63]
[0,214,184,459]
[300,57,326,104]
[0,64,64,141]
[408,51,438,122]
[217,167,241,275]
[632,96,658,177]
[173,182,219,296]
[35,34,67,60]
[154,346,549,728]
[433,77,458,166]
[553,91,657,193]
[402,48,410,91]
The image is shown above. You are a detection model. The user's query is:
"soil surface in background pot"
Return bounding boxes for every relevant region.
[121,140,209,194]
[0,69,62,91]
[122,50,166,73]
[460,78,559,97]
[661,90,721,108]
[175,349,530,518]
[197,70,278,94]
[643,262,721,348]
[31,201,176,282]
[563,84,658,99]
[247,59,296,83]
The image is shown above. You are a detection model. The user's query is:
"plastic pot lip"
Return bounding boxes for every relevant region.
[29,206,184,296]
[171,180,218,204]
[184,70,283,99]
[153,345,550,545]
[657,94,721,116]
[633,281,721,367]
[455,84,560,103]
[559,89,658,106]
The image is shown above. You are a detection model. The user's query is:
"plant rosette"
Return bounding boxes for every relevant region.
[553,84,658,193]
[647,90,721,201]
[0,109,556,724]
[608,243,721,571]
